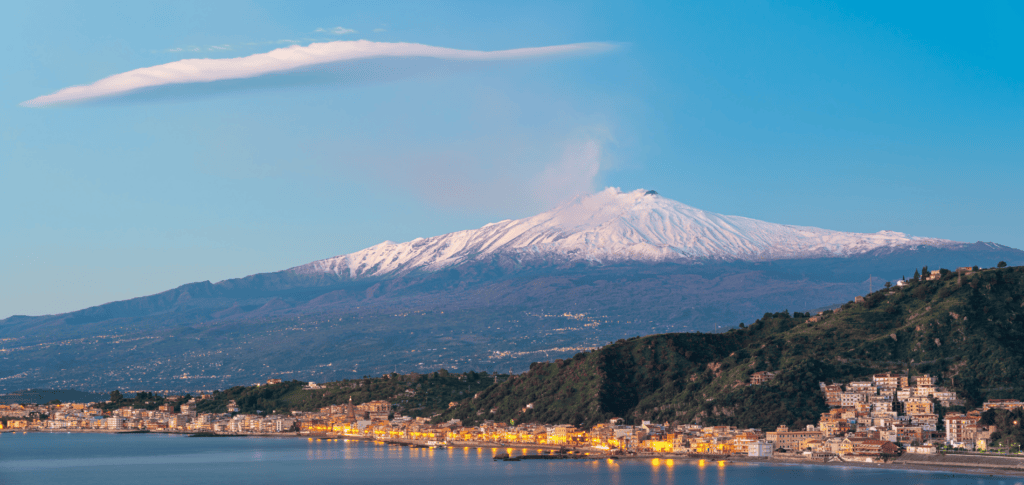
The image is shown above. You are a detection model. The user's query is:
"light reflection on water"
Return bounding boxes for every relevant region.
[2,433,1024,485]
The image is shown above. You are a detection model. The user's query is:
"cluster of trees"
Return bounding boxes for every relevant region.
[910,262,1008,282]
[980,408,1024,452]
[92,371,497,418]
[190,372,496,417]
[98,390,178,411]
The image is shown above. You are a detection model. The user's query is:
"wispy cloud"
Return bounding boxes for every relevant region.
[533,135,608,208]
[374,129,612,215]
[315,27,357,35]
[23,40,615,107]
[164,45,228,53]
[373,28,387,33]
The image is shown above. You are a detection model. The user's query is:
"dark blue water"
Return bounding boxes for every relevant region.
[0,432,1021,485]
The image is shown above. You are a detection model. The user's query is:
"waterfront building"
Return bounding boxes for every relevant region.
[944,413,980,448]
[765,425,822,451]
[356,400,392,421]
[105,415,125,430]
[749,439,770,458]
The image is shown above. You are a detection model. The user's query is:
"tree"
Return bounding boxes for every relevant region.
[922,266,929,278]
[998,261,1007,268]
[913,269,920,281]
[885,282,892,289]
[110,390,123,403]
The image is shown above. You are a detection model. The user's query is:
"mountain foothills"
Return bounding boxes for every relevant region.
[83,372,495,418]
[1,189,1022,392]
[440,265,1024,429]
[51,264,1024,432]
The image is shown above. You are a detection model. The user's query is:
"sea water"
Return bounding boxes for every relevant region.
[0,432,1020,485]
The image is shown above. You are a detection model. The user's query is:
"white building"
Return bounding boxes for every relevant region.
[180,401,197,416]
[749,440,774,457]
[840,392,867,407]
[275,418,295,432]
[105,415,125,430]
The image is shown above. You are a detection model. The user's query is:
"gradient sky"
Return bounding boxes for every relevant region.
[2,1,1022,318]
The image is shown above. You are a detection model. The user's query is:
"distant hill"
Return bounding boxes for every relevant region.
[88,373,494,419]
[439,265,1024,429]
[0,389,107,405]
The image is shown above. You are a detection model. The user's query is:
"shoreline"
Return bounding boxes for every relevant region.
[726,454,1024,479]
[6,429,1023,478]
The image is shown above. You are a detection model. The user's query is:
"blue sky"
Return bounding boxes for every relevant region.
[2,1,1022,318]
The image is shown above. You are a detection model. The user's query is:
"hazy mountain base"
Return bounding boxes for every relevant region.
[13,266,1021,433]
[0,389,107,405]
[0,244,1020,393]
[440,266,1024,429]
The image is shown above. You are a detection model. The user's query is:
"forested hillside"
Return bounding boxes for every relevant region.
[99,371,498,418]
[439,265,1024,429]
[195,371,495,416]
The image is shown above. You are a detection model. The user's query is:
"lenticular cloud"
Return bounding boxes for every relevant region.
[21,40,614,107]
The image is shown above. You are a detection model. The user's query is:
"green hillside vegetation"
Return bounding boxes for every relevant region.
[439,265,1024,429]
[191,371,496,416]
[979,408,1024,453]
[101,371,498,418]
[98,391,174,411]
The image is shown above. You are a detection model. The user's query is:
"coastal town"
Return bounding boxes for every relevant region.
[3,372,1022,466]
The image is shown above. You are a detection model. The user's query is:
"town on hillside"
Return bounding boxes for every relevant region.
[3,373,1022,462]
[4,263,1021,464]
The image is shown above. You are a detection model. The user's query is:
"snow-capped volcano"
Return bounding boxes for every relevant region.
[5,188,1021,393]
[293,188,960,279]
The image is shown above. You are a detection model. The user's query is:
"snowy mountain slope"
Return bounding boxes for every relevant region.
[292,188,961,279]
[3,188,1022,392]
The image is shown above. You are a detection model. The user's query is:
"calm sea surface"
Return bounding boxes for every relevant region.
[0,432,1021,485]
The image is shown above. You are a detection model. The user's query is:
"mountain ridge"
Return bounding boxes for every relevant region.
[1,191,1022,393]
[291,188,964,279]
